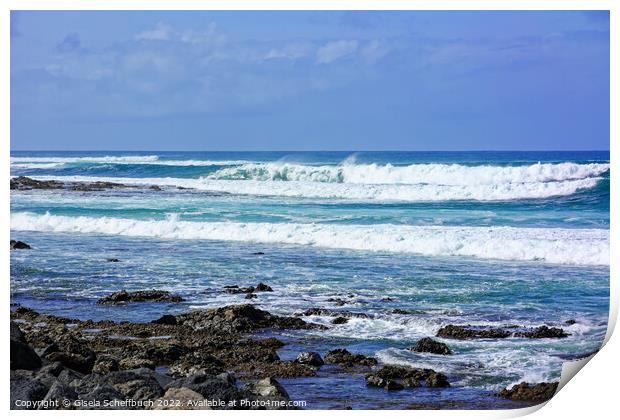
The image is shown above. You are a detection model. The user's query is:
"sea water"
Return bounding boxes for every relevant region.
[10,151,610,409]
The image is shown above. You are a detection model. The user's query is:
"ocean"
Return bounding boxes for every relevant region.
[10,150,610,409]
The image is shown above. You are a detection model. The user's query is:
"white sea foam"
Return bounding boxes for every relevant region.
[208,162,609,185]
[10,212,609,265]
[18,174,603,202]
[10,156,250,167]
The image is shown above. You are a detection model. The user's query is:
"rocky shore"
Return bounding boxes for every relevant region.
[10,299,561,410]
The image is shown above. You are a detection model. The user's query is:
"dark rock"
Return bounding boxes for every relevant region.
[255,283,273,292]
[384,380,404,391]
[380,297,394,302]
[10,240,32,250]
[149,185,162,191]
[97,290,183,304]
[331,316,348,325]
[106,258,120,263]
[69,181,127,192]
[324,349,377,367]
[365,365,450,388]
[92,355,120,375]
[514,326,569,339]
[327,298,347,306]
[294,352,324,367]
[498,382,558,402]
[409,337,452,355]
[11,176,63,190]
[10,371,49,409]
[436,325,511,340]
[10,321,42,370]
[42,381,78,408]
[175,304,319,333]
[392,309,414,315]
[151,314,177,325]
[165,373,244,403]
[252,252,265,255]
[168,352,225,377]
[245,293,257,300]
[225,286,255,294]
[565,319,577,325]
[300,308,370,319]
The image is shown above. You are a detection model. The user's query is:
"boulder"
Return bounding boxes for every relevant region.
[498,382,558,402]
[152,387,210,410]
[245,377,289,399]
[514,326,569,339]
[255,283,273,292]
[436,325,511,340]
[409,337,452,355]
[10,321,42,370]
[365,365,450,389]
[97,290,183,304]
[11,176,63,190]
[332,316,348,325]
[10,372,49,409]
[10,240,32,250]
[294,352,324,367]
[324,349,377,367]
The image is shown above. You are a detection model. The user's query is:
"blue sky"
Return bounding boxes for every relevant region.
[10,11,609,151]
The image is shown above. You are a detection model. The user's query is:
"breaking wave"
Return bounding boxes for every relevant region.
[208,162,609,185]
[11,212,609,265]
[23,174,603,202]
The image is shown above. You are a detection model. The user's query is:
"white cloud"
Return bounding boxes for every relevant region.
[360,40,391,62]
[135,22,172,41]
[316,40,358,64]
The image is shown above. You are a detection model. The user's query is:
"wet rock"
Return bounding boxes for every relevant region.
[69,181,128,192]
[324,349,377,367]
[365,365,450,388]
[245,293,257,300]
[11,176,63,190]
[245,377,289,399]
[106,258,120,263]
[151,314,177,325]
[10,372,49,409]
[380,297,394,302]
[409,337,452,355]
[300,308,370,319]
[174,304,319,333]
[384,380,404,391]
[10,240,32,250]
[392,309,414,315]
[294,352,324,367]
[498,382,558,402]
[252,252,265,255]
[10,321,42,370]
[331,316,348,325]
[436,325,511,340]
[565,319,577,325]
[327,298,347,306]
[97,290,183,304]
[149,185,162,191]
[152,387,210,410]
[255,283,273,292]
[225,286,255,294]
[514,326,569,339]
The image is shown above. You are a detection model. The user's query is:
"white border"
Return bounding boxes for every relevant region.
[2,1,616,419]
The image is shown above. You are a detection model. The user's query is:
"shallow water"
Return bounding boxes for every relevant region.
[10,150,610,409]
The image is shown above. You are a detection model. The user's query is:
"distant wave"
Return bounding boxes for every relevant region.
[208,162,609,185]
[11,212,609,265]
[10,155,250,168]
[22,174,603,202]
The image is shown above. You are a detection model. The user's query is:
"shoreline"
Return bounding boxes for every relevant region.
[10,297,559,410]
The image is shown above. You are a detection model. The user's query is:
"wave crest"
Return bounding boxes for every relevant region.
[11,212,609,266]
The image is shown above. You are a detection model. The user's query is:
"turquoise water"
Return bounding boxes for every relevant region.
[10,151,610,409]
